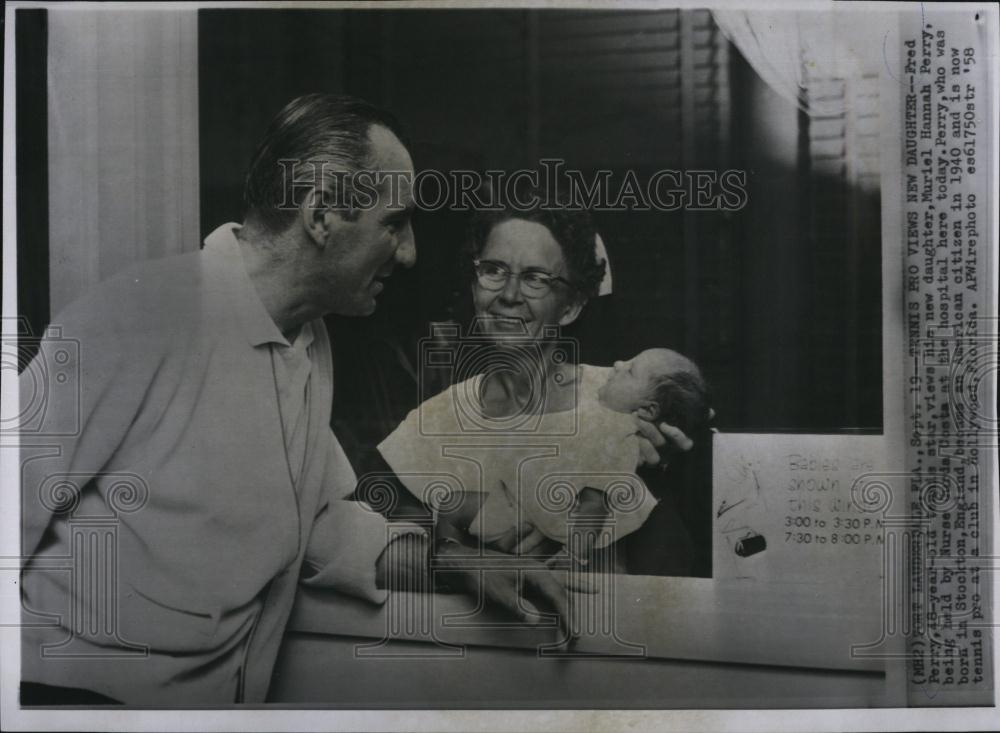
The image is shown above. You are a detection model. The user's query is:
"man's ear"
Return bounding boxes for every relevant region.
[301,186,358,249]
[636,402,660,421]
[557,297,585,327]
[299,188,334,248]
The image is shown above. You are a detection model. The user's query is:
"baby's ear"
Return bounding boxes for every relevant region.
[636,402,660,421]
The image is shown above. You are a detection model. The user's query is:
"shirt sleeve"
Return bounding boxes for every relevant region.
[20,284,164,559]
[301,430,426,604]
[377,389,485,507]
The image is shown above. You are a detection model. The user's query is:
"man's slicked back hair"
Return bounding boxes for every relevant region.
[243,93,404,232]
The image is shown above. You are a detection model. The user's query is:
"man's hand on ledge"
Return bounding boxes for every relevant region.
[375,532,595,640]
[375,532,433,593]
[435,539,596,640]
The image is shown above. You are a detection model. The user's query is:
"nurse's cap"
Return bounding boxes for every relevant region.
[595,233,613,296]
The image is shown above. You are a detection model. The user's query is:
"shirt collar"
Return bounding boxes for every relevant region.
[289,321,315,353]
[203,223,290,348]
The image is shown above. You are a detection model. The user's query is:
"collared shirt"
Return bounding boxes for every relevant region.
[271,324,315,488]
[21,224,423,704]
[203,226,316,486]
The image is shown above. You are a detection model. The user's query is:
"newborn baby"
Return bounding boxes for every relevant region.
[377,347,709,560]
[465,348,710,553]
[599,348,710,439]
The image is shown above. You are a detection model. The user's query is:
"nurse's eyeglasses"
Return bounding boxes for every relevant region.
[473,259,574,299]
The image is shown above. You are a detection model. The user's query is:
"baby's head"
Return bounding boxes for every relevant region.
[597,348,709,436]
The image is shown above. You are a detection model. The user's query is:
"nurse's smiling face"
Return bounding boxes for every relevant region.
[471,218,583,342]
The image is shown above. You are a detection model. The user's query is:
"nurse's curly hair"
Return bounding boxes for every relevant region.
[464,193,606,301]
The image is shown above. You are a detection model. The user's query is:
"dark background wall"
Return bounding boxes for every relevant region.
[15,9,50,367]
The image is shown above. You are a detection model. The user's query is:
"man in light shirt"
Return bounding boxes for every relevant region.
[21,94,456,705]
[19,93,685,705]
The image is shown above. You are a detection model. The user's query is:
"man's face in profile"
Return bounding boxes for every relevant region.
[319,124,417,317]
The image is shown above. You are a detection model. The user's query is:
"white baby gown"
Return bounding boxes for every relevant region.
[378,365,658,549]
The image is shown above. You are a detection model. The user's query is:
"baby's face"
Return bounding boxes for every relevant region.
[597,349,673,414]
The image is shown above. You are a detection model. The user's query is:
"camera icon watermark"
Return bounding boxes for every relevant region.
[1,318,81,441]
[531,472,647,659]
[847,471,995,667]
[417,318,579,437]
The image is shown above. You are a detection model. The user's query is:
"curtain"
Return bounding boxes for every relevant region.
[712,10,880,118]
[47,9,200,315]
[716,9,884,431]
